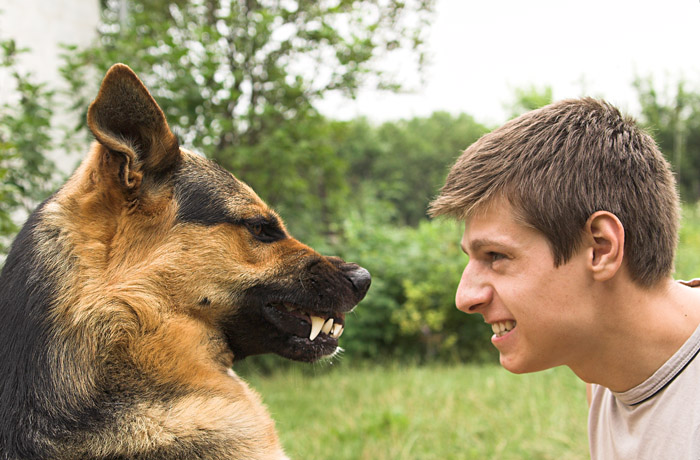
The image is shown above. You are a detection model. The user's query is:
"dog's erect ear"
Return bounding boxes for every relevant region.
[87,64,180,188]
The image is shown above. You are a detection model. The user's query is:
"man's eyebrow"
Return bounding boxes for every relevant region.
[464,238,511,255]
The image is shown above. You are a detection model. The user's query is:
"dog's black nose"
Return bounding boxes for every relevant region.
[346,266,371,298]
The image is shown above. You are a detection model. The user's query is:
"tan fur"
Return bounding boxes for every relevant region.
[40,147,289,457]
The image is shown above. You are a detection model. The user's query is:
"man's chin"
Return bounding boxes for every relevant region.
[499,354,552,375]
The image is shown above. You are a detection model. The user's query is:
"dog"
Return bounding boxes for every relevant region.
[0,64,371,459]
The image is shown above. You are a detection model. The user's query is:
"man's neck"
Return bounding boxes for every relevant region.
[570,277,700,392]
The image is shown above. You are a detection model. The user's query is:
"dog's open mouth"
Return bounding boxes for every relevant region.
[262,302,345,342]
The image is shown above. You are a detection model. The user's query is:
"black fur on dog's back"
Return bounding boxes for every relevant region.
[0,204,67,458]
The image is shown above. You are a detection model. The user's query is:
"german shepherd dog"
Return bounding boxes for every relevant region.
[0,64,370,459]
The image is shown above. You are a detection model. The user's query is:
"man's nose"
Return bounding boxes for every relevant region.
[455,263,491,314]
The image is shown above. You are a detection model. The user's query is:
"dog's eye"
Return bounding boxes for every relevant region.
[244,219,285,243]
[250,223,263,236]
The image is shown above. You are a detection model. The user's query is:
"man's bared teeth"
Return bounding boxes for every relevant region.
[491,320,516,337]
[309,316,324,341]
[322,318,334,335]
[330,323,344,338]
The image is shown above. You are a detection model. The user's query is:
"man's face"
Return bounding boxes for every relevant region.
[456,199,594,374]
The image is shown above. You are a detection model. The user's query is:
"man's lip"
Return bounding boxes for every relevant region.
[484,317,516,325]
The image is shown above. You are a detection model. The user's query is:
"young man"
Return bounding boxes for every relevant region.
[429,98,700,459]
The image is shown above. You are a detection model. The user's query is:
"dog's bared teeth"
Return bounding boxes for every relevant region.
[330,323,344,339]
[309,316,324,341]
[321,318,334,335]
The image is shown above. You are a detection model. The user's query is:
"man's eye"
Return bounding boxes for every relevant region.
[488,252,506,262]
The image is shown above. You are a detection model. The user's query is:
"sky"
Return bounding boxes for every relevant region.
[318,0,700,126]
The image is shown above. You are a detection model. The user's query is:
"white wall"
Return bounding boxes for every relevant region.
[0,0,100,175]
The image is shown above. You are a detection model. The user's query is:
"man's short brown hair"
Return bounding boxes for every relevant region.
[429,98,679,286]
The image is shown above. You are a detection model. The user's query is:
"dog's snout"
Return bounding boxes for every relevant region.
[346,266,371,298]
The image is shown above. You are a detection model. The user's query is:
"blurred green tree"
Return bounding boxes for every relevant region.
[634,77,700,201]
[61,0,435,239]
[330,112,489,226]
[506,84,553,119]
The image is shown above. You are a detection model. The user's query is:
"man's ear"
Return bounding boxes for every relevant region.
[87,64,180,190]
[585,211,625,281]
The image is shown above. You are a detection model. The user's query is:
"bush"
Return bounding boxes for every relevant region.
[0,39,59,256]
[325,200,496,364]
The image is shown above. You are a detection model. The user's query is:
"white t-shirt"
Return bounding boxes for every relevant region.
[588,285,700,460]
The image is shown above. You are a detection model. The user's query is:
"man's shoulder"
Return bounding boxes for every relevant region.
[589,347,700,459]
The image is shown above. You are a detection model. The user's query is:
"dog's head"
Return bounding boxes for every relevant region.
[77,64,370,363]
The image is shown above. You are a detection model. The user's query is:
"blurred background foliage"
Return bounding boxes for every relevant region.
[0,40,59,253]
[3,0,700,366]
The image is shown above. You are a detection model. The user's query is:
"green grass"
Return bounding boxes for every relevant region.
[243,363,588,460]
